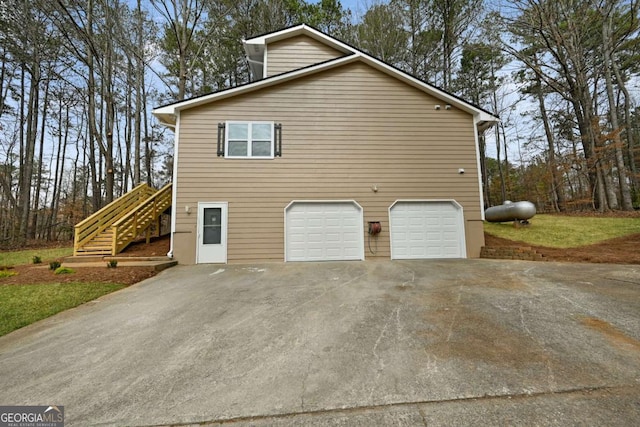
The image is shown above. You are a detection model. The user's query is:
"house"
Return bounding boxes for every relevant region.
[152,24,498,264]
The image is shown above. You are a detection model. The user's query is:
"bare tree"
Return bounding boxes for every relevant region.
[504,0,613,210]
[151,0,211,100]
[598,0,635,210]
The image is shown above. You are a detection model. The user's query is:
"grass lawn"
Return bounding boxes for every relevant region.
[0,247,72,268]
[0,282,125,337]
[484,214,640,248]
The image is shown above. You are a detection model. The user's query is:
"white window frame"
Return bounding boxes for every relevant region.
[225,121,275,159]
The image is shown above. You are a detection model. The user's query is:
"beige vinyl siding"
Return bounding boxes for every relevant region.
[174,61,483,264]
[266,35,347,77]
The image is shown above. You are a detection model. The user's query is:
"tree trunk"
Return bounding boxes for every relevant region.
[48,95,68,240]
[535,73,565,211]
[495,125,506,203]
[601,9,633,210]
[18,61,40,241]
[31,74,51,238]
[86,0,102,211]
[611,60,639,202]
[571,92,608,210]
[103,2,116,203]
[123,59,133,191]
[134,0,143,184]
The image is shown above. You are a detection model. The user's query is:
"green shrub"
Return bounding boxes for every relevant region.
[49,261,61,271]
[54,267,75,275]
[32,256,42,264]
[107,260,118,268]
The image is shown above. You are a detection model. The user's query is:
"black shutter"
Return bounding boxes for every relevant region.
[217,123,225,157]
[274,123,282,157]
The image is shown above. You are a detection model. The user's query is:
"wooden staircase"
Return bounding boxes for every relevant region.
[79,229,115,256]
[74,183,172,256]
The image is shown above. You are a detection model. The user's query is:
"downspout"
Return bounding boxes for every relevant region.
[246,57,265,81]
[246,58,264,67]
[473,117,487,221]
[164,117,178,259]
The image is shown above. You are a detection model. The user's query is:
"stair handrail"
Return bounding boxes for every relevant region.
[73,183,155,255]
[111,182,173,255]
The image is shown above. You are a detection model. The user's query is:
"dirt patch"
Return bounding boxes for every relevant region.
[484,232,640,264]
[580,317,640,353]
[0,236,170,286]
[0,264,158,286]
[116,235,170,257]
[421,302,553,371]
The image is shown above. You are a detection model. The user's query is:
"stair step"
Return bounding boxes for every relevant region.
[76,251,111,256]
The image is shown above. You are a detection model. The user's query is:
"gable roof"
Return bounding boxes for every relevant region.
[243,24,354,80]
[153,24,499,131]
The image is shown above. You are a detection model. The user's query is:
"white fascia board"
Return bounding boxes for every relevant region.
[244,24,353,55]
[475,113,500,132]
[152,108,178,127]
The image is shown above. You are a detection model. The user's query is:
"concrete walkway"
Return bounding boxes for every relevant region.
[0,260,639,426]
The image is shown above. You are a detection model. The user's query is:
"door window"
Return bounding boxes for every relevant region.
[203,208,222,244]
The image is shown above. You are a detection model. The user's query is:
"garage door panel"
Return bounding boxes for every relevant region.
[286,202,364,261]
[325,218,341,227]
[390,201,465,260]
[307,218,324,228]
[289,218,305,228]
[289,235,305,244]
[324,233,341,243]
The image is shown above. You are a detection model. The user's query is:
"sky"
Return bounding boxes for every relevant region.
[309,0,380,19]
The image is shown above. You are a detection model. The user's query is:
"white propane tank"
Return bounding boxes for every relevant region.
[485,201,536,223]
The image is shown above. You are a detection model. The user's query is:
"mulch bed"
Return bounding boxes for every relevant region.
[0,265,159,286]
[1,236,171,286]
[484,232,640,264]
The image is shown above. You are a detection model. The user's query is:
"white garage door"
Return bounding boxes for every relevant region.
[389,201,465,259]
[285,201,364,261]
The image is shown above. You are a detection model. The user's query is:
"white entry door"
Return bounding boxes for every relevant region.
[197,202,227,263]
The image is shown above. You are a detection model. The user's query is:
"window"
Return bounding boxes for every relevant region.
[222,122,271,158]
[218,121,282,158]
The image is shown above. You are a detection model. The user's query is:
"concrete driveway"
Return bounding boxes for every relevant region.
[1,260,639,426]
